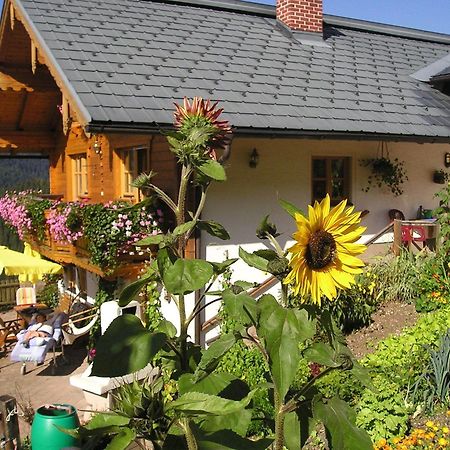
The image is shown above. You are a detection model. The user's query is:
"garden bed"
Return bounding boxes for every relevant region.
[346,301,419,358]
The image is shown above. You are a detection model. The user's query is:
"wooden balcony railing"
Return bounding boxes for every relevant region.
[27,234,154,280]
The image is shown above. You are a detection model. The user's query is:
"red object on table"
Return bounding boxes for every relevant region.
[401,225,426,242]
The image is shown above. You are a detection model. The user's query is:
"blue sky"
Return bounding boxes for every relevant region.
[0,0,448,34]
[246,0,450,34]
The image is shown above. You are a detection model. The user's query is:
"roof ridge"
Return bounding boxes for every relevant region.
[146,0,450,44]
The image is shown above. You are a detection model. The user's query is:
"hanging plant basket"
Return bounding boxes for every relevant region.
[433,170,447,184]
[360,144,408,197]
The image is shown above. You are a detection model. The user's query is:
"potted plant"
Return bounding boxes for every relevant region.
[360,156,408,196]
[433,170,448,184]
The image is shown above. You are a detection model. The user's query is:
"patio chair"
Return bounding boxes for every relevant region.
[0,317,21,353]
[10,311,68,375]
[16,286,36,306]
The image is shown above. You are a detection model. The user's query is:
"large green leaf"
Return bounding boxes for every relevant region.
[210,258,238,275]
[173,220,197,236]
[222,289,259,327]
[163,258,213,295]
[194,333,237,378]
[257,296,316,400]
[167,391,255,416]
[200,408,252,437]
[198,220,230,240]
[91,315,167,377]
[279,199,305,219]
[105,427,136,450]
[239,247,268,272]
[136,234,165,246]
[198,160,227,181]
[155,319,177,338]
[313,397,373,450]
[84,413,130,430]
[157,247,177,278]
[284,409,316,450]
[118,271,154,307]
[192,425,272,450]
[304,342,342,368]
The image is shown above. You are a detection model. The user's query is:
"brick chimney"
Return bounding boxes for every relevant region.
[276,0,323,34]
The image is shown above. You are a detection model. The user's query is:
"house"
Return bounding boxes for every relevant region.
[1,0,450,341]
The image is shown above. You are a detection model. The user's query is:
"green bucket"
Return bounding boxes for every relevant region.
[31,404,80,450]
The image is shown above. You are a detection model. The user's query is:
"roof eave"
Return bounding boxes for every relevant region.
[86,121,450,144]
[10,0,92,126]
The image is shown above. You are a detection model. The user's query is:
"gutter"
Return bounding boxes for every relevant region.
[11,0,92,126]
[86,121,450,144]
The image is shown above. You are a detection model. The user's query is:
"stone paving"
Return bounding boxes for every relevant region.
[0,308,89,439]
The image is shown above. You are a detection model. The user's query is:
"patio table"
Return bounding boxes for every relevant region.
[393,219,440,255]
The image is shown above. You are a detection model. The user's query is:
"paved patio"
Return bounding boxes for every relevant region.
[0,309,89,439]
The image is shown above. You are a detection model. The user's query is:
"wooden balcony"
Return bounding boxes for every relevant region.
[27,234,153,280]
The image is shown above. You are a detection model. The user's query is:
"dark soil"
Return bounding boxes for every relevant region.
[346,301,419,359]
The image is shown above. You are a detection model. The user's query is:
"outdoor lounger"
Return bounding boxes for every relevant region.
[10,311,68,375]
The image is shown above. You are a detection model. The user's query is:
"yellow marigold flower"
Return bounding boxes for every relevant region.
[443,426,449,434]
[426,421,435,428]
[285,195,366,305]
[439,437,448,445]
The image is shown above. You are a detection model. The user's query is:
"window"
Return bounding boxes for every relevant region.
[72,154,88,198]
[120,146,151,197]
[312,157,351,205]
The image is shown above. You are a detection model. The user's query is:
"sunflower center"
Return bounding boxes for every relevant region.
[305,230,337,270]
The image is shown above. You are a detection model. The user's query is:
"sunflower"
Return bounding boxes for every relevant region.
[284,195,366,305]
[173,97,231,151]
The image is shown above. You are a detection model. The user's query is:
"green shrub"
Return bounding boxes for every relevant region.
[410,329,450,413]
[415,254,450,312]
[355,375,411,442]
[368,251,424,304]
[327,267,383,332]
[217,339,273,436]
[363,305,450,388]
[319,305,450,441]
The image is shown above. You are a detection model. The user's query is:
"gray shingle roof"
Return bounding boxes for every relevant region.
[17,0,450,139]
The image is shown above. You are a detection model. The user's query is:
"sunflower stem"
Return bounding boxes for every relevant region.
[273,391,286,450]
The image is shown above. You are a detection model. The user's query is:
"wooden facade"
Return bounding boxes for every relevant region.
[0,1,183,279]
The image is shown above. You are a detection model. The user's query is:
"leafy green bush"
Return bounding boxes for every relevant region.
[327,267,383,332]
[367,251,424,304]
[415,254,450,312]
[411,329,450,413]
[355,375,411,442]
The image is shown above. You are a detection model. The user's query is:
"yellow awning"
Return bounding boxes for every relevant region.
[0,243,63,283]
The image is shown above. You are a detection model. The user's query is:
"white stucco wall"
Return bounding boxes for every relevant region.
[200,137,450,340]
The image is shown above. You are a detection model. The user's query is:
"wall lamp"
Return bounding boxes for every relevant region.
[445,152,450,168]
[249,148,259,168]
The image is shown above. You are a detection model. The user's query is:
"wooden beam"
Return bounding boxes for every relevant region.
[9,3,15,30]
[31,40,38,74]
[0,130,55,153]
[62,95,71,135]
[16,90,28,129]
